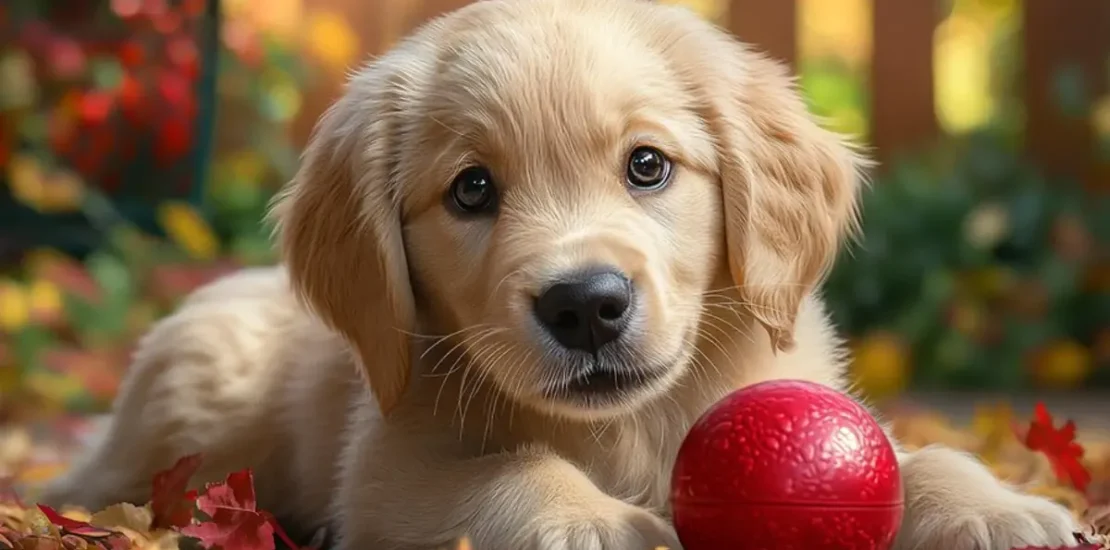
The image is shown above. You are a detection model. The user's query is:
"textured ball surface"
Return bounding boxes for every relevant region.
[670,379,903,550]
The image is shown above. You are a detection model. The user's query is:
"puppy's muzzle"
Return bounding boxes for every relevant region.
[533,266,633,355]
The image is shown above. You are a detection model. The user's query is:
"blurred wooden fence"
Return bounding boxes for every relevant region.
[295,0,1110,185]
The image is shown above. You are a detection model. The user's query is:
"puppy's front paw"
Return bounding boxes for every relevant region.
[896,446,1081,550]
[528,499,681,550]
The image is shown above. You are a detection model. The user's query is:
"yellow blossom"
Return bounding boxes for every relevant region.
[158,201,219,260]
[0,280,29,332]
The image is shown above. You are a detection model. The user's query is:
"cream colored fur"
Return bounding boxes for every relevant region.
[43,1,1080,548]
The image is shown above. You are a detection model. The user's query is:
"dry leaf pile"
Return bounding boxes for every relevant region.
[0,402,1106,549]
[889,402,1110,549]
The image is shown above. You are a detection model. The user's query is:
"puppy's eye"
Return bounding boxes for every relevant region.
[450,166,498,213]
[626,146,672,190]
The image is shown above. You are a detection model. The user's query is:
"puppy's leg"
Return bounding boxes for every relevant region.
[39,271,290,510]
[334,422,679,550]
[894,445,1080,550]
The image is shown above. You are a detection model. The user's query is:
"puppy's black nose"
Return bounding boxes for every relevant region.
[534,268,633,354]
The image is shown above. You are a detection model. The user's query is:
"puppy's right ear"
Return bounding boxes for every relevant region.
[268,60,416,415]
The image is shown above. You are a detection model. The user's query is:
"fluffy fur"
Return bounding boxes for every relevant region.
[43,1,1080,548]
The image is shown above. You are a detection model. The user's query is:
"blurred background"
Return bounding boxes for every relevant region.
[0,0,1107,476]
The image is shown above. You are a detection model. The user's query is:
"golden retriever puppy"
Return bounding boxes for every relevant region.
[43,0,1081,548]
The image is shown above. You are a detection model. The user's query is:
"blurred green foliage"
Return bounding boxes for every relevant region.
[825,132,1110,391]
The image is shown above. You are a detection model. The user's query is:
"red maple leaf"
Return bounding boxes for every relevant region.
[180,469,300,550]
[150,453,204,529]
[1018,403,1092,494]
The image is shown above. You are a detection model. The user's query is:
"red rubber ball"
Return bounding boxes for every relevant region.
[670,379,903,550]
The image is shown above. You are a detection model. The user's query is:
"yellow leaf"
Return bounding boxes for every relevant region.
[7,154,46,210]
[850,331,908,400]
[0,280,29,332]
[38,170,86,213]
[90,503,154,533]
[59,507,93,523]
[27,278,63,324]
[6,157,85,213]
[24,370,85,408]
[1031,340,1092,389]
[25,506,62,537]
[307,11,359,73]
[972,402,1015,464]
[157,201,219,260]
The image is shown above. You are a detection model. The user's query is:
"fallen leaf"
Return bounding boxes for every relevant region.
[36,505,117,538]
[1020,403,1092,494]
[89,503,152,533]
[973,402,1017,464]
[150,454,202,530]
[25,506,62,538]
[180,470,275,550]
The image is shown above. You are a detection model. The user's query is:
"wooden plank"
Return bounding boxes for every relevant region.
[1023,0,1110,190]
[727,0,797,69]
[870,0,938,166]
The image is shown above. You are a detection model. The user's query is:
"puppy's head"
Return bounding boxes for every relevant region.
[272,0,866,419]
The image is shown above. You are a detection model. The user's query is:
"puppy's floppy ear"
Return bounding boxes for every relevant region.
[708,46,869,352]
[268,59,416,415]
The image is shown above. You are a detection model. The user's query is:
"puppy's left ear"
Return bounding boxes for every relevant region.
[709,46,869,351]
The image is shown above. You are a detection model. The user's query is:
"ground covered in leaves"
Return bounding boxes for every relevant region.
[0,402,1107,549]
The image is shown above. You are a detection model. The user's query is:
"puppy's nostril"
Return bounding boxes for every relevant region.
[597,301,624,321]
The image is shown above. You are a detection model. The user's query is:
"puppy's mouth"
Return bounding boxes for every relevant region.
[540,357,675,410]
[559,367,663,397]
